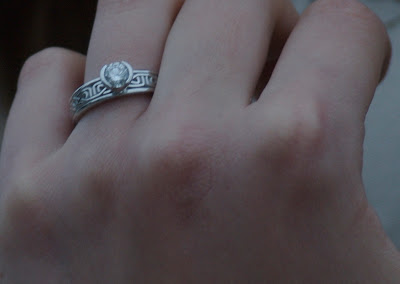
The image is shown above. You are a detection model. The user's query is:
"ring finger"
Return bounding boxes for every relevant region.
[74,0,183,131]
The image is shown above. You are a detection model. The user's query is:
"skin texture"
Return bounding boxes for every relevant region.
[0,0,399,282]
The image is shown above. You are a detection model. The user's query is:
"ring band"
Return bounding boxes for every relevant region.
[70,61,158,122]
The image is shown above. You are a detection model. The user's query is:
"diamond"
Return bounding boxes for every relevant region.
[103,62,130,89]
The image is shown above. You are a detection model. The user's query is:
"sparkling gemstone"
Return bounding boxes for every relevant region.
[104,62,130,89]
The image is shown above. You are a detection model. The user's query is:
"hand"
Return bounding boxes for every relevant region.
[1,0,399,282]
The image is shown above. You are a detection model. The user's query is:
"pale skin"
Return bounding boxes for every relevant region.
[0,0,399,282]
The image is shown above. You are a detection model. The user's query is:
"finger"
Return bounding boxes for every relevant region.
[0,48,85,180]
[75,0,183,130]
[259,0,390,143]
[150,0,298,114]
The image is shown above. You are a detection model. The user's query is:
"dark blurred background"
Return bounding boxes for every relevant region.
[0,0,97,110]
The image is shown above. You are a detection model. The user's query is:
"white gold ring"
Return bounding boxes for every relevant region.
[70,61,158,122]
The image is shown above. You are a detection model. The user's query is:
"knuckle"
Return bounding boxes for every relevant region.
[147,124,210,179]
[142,121,214,204]
[262,99,326,163]
[255,101,339,208]
[0,176,54,247]
[18,47,78,86]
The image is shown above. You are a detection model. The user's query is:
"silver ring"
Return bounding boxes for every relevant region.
[70,61,158,122]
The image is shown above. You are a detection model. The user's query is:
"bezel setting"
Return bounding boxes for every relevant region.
[100,61,134,91]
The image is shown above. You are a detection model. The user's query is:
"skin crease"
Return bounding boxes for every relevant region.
[1,0,400,283]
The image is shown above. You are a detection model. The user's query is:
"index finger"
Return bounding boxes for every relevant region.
[259,0,390,152]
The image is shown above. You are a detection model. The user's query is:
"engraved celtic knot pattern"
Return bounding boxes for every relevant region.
[70,70,158,120]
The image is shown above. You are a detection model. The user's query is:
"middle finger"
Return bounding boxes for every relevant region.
[151,0,298,114]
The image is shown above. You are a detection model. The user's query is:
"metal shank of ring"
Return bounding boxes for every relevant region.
[70,69,157,122]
